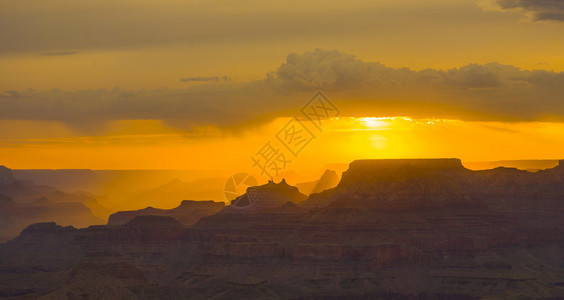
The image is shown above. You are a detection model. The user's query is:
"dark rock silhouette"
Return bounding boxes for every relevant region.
[121,177,227,210]
[123,215,184,229]
[0,166,15,186]
[297,169,340,195]
[2,158,564,299]
[0,195,103,242]
[221,179,307,214]
[107,200,225,226]
[0,166,106,242]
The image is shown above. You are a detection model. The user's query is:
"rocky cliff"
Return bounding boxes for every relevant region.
[1,159,564,299]
[304,158,564,214]
[303,158,481,210]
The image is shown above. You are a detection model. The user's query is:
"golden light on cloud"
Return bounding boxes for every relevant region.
[358,117,392,130]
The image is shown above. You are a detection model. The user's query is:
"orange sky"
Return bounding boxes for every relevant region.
[1,117,563,181]
[1,0,564,173]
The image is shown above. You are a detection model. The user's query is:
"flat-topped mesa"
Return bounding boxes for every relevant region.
[339,158,467,186]
[174,200,225,210]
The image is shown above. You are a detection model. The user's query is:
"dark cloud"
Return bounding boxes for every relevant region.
[180,76,231,83]
[0,1,492,55]
[1,50,564,134]
[266,50,564,121]
[494,0,564,21]
[40,50,79,56]
[266,50,515,92]
[0,85,298,134]
[266,49,371,91]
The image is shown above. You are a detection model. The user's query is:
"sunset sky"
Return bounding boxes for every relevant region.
[1,0,564,177]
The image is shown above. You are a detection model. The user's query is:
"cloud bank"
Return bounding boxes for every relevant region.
[489,0,564,21]
[266,49,564,121]
[1,49,564,133]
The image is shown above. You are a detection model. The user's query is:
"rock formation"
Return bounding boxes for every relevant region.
[0,166,15,186]
[297,169,340,195]
[107,200,225,226]
[1,159,564,299]
[221,179,307,214]
[0,166,106,242]
[0,195,103,242]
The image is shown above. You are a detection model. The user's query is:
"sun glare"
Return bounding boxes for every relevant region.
[359,117,391,129]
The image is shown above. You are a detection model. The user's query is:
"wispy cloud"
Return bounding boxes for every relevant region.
[485,0,564,21]
[40,50,79,56]
[180,76,231,83]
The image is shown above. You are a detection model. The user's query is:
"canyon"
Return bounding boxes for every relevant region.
[1,159,563,299]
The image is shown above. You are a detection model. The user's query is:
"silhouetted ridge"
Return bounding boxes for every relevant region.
[224,179,307,213]
[0,166,107,242]
[0,166,15,186]
[339,158,466,186]
[556,159,564,170]
[20,222,77,236]
[297,169,340,195]
[303,158,482,210]
[175,200,223,210]
[256,179,306,203]
[2,158,564,299]
[107,200,224,226]
[123,215,183,229]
